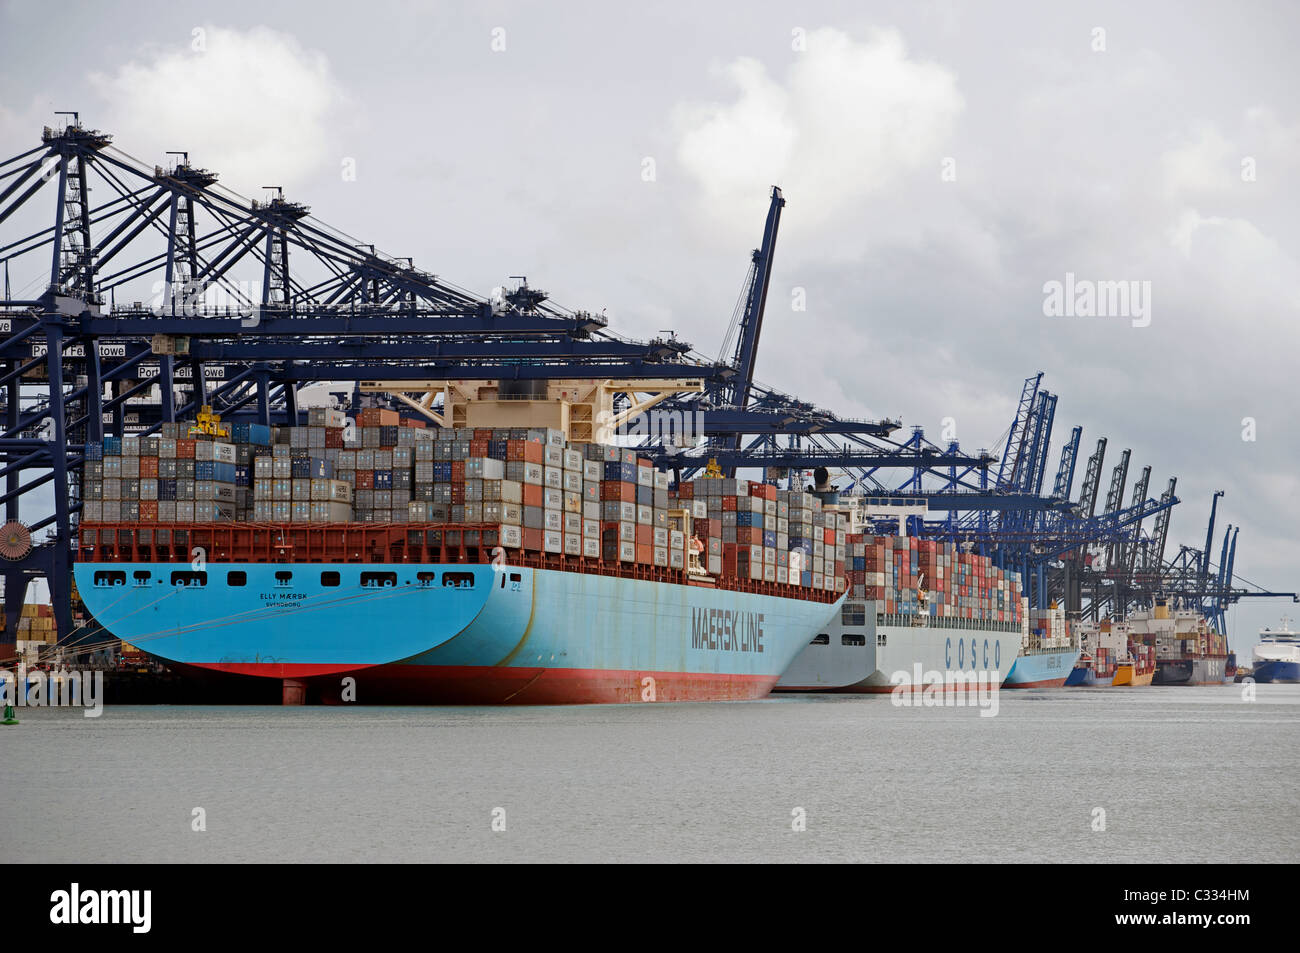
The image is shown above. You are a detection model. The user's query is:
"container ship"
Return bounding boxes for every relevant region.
[1111,639,1156,687]
[71,400,847,704]
[1066,616,1166,686]
[1137,599,1230,685]
[1065,619,1129,686]
[1002,604,1080,688]
[776,532,1026,693]
[1251,619,1300,683]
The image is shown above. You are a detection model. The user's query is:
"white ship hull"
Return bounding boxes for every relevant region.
[775,602,1022,693]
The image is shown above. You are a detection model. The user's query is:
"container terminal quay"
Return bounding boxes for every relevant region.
[0,119,1295,706]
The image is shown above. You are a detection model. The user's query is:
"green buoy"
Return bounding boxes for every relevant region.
[2,704,17,726]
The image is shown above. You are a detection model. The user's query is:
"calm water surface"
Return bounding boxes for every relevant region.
[3,685,1296,863]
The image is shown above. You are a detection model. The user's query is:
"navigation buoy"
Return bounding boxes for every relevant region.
[2,704,18,726]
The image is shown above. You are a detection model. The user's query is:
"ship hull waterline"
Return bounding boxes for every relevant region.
[73,561,844,705]
[775,608,1022,694]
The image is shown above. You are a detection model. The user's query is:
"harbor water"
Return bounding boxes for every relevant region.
[2,684,1295,863]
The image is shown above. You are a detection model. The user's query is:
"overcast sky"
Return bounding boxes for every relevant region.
[1,0,1297,653]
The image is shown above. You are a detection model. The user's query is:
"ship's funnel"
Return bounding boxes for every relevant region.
[809,466,839,504]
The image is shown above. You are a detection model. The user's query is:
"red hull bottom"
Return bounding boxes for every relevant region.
[778,681,1004,695]
[173,662,779,705]
[337,665,779,705]
[1001,677,1068,689]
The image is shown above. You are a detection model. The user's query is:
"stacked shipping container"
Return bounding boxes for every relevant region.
[844,534,1024,625]
[77,412,846,594]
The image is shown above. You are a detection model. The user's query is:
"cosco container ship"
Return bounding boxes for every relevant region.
[72,400,846,705]
[776,531,1027,693]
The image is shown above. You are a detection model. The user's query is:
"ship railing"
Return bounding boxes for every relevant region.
[73,522,841,605]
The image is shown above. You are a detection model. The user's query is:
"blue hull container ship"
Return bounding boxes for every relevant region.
[73,399,847,705]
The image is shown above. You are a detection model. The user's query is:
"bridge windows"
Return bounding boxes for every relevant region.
[841,603,866,627]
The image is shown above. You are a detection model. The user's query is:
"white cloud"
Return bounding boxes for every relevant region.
[90,25,345,195]
[672,28,963,235]
[1161,107,1300,198]
[1162,122,1237,195]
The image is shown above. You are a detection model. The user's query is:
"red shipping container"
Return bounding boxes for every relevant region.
[507,440,528,462]
[139,457,159,479]
[451,461,465,482]
[450,485,465,504]
[522,527,543,551]
[355,470,374,490]
[677,482,693,499]
[635,544,653,565]
[722,497,737,512]
[176,439,195,459]
[139,501,158,521]
[358,408,400,427]
[635,524,652,546]
[600,481,635,503]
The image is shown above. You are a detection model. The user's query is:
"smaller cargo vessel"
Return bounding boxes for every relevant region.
[1252,619,1300,683]
[1135,599,1230,685]
[1111,639,1155,687]
[1002,604,1079,688]
[1063,619,1125,686]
